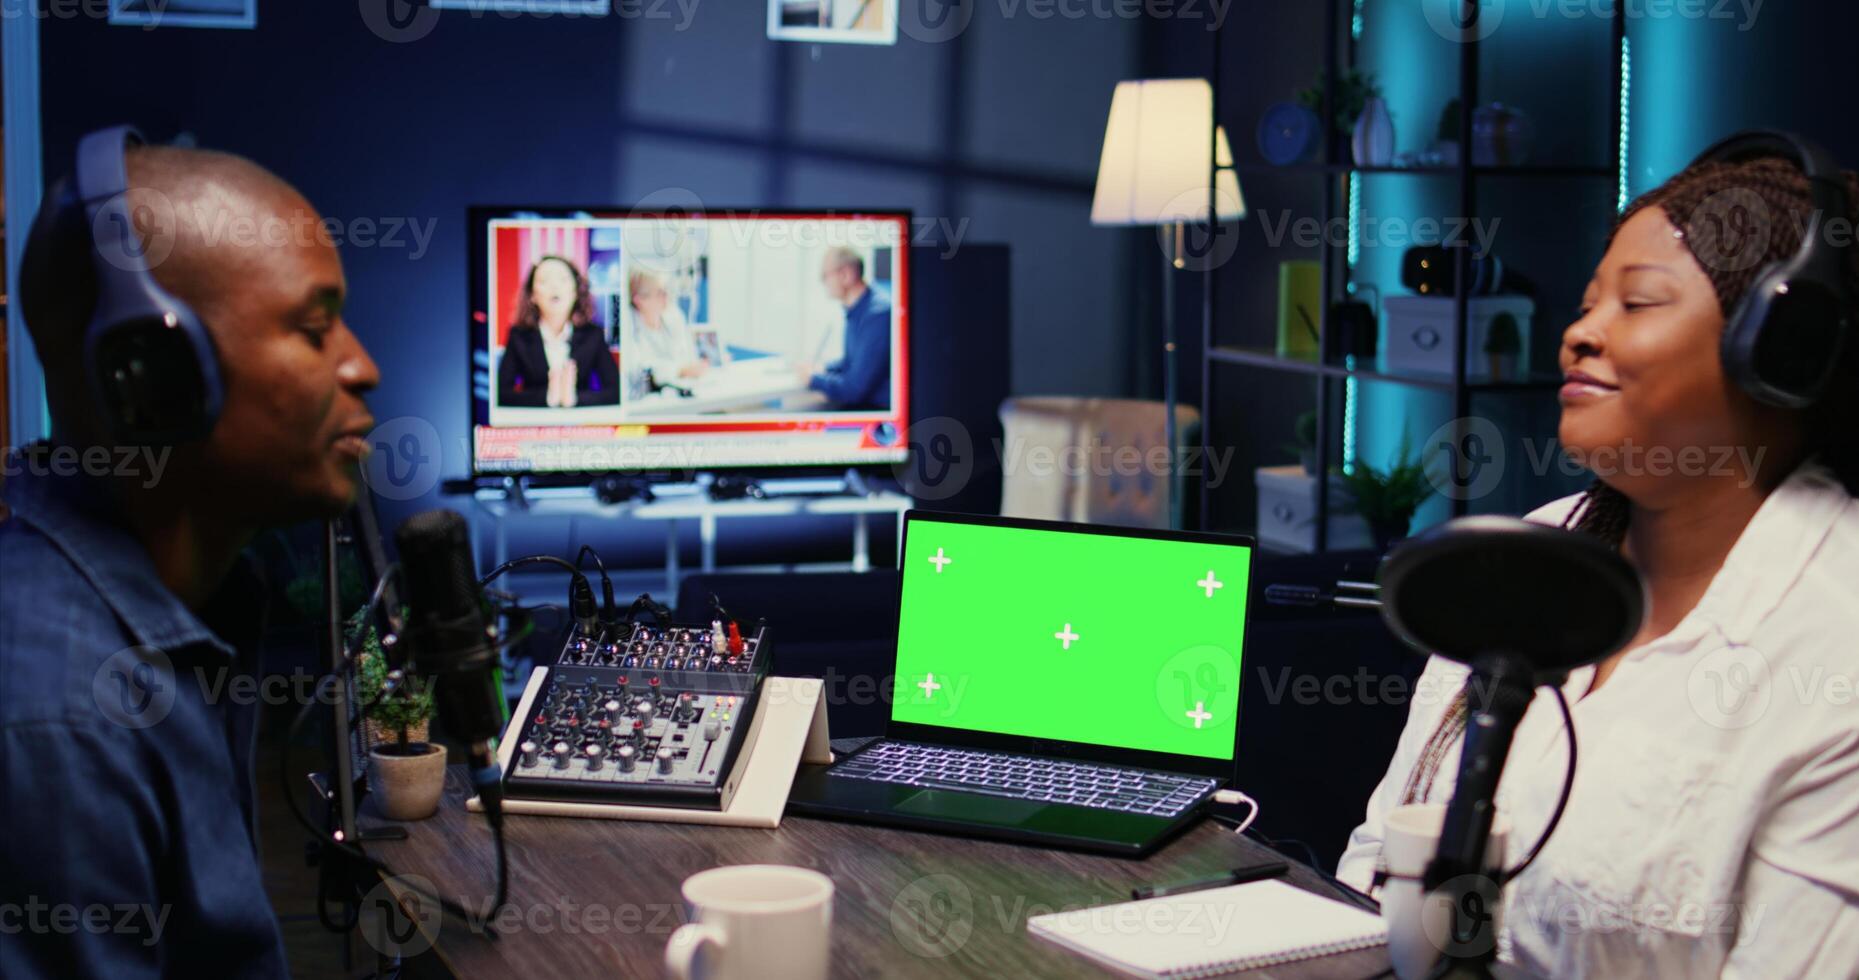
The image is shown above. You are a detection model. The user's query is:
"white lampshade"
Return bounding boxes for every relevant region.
[1091,78,1246,227]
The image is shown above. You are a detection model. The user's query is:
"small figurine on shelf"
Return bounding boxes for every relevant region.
[1283,410,1320,476]
[1485,312,1522,381]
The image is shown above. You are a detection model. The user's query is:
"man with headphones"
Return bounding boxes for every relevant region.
[0,128,379,976]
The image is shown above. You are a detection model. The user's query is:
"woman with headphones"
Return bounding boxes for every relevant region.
[1338,133,1859,975]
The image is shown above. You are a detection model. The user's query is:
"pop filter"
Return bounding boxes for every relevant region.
[1378,516,1645,675]
[1376,516,1647,978]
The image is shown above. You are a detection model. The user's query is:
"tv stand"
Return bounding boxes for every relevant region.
[462,473,912,594]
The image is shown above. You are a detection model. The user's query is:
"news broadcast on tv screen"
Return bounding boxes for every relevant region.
[469,208,910,475]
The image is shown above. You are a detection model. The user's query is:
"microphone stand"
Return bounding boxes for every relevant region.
[1421,650,1537,980]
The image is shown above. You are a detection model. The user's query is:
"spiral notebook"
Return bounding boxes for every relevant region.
[1026,879,1386,978]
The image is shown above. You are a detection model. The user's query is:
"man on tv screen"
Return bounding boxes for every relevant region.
[802,245,891,411]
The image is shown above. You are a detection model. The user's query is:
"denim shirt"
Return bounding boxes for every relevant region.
[0,466,287,978]
[808,286,893,411]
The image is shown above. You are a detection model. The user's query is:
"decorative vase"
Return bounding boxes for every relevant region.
[369,742,446,821]
[1258,101,1322,166]
[1352,97,1395,168]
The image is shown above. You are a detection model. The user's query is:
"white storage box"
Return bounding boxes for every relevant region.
[1255,465,1372,553]
[1382,294,1535,381]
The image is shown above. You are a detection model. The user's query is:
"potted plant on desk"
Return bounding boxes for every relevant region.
[1339,437,1436,551]
[357,627,445,821]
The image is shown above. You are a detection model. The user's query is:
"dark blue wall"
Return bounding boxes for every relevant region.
[38,2,1155,566]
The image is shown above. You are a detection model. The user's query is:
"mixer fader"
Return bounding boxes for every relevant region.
[502,619,770,810]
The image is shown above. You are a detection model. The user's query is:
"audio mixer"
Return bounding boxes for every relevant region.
[501,618,771,810]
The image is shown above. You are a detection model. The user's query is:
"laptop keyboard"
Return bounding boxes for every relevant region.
[830,741,1219,817]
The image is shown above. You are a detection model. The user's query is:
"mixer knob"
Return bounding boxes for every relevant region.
[676,692,699,720]
[602,699,622,717]
[584,743,606,772]
[519,740,542,766]
[634,699,657,722]
[551,741,574,770]
[655,746,676,774]
[616,744,638,772]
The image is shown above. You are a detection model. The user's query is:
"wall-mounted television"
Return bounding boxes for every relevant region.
[469,207,911,476]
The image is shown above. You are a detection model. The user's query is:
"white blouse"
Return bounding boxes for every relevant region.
[1337,462,1859,978]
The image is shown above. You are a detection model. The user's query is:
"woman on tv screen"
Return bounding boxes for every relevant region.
[497,255,620,407]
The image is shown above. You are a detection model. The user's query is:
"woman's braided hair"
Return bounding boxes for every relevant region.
[1396,150,1859,806]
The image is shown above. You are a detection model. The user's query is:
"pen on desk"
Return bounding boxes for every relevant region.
[1130,860,1290,900]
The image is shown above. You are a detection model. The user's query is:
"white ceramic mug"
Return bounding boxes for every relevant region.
[1380,803,1509,980]
[665,865,834,980]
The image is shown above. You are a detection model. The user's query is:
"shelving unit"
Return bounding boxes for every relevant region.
[1200,0,1627,549]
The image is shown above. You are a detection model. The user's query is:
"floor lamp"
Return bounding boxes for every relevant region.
[1092,78,1245,529]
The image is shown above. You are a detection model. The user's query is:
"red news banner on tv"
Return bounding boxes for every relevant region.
[470,210,910,474]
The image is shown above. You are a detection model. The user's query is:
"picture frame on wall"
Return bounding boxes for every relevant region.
[767,0,898,45]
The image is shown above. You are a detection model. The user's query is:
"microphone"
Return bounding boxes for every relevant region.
[395,508,507,817]
[1377,516,1644,977]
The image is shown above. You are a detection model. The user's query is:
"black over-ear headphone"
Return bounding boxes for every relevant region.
[1688,130,1854,409]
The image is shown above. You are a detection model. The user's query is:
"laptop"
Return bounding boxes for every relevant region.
[786,510,1254,857]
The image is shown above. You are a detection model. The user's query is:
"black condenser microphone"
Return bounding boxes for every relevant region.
[395,508,506,816]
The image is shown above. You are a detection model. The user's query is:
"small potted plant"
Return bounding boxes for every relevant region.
[356,626,445,821]
[1485,313,1522,380]
[1339,436,1437,551]
[1283,409,1320,476]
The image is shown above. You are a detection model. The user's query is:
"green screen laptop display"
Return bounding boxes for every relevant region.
[890,516,1250,761]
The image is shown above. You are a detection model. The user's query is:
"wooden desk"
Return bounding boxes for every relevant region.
[365,767,1388,978]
